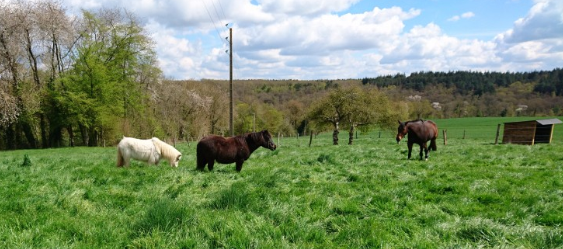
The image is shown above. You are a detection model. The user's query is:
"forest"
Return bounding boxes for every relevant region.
[1,1,562,150]
[362,69,563,96]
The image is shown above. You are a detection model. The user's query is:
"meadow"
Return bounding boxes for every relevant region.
[1,117,562,248]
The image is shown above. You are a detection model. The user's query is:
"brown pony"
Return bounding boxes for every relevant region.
[396,119,438,160]
[196,130,277,172]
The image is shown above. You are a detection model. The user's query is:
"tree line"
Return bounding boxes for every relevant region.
[362,69,563,96]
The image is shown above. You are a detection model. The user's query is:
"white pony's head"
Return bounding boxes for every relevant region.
[172,154,182,167]
[152,137,182,167]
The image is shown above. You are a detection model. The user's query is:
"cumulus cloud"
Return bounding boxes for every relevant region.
[494,0,563,71]
[496,0,563,43]
[58,0,563,79]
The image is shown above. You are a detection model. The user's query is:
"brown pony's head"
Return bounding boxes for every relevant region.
[396,120,408,143]
[261,130,277,150]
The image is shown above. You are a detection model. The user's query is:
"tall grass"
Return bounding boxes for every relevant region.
[1,117,562,248]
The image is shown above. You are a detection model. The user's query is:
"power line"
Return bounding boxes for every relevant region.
[211,0,227,28]
[216,0,228,23]
[201,0,235,135]
[201,0,229,47]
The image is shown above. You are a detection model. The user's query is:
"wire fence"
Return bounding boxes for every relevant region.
[274,121,563,148]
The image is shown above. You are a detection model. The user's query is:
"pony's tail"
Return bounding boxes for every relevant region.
[117,148,124,167]
[429,139,437,151]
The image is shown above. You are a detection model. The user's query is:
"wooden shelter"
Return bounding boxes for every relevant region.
[502,118,562,145]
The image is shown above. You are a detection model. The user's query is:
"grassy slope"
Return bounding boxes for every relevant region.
[1,117,562,248]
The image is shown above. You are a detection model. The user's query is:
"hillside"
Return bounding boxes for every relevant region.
[2,68,562,150]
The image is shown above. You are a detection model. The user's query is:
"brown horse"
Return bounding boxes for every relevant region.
[196,130,277,172]
[396,119,438,160]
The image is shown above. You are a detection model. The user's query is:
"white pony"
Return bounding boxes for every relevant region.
[117,136,182,167]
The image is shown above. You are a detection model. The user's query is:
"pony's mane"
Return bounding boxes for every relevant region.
[151,137,181,159]
[248,131,263,142]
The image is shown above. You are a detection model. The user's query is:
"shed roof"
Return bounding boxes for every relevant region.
[536,118,562,125]
[505,118,562,125]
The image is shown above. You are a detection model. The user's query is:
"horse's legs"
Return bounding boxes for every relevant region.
[196,155,206,171]
[418,144,424,160]
[207,160,215,171]
[420,143,429,160]
[407,142,413,159]
[235,161,244,172]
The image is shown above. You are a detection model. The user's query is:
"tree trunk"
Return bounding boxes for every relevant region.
[79,124,89,146]
[40,114,49,148]
[332,122,339,145]
[348,125,355,145]
[21,120,37,149]
[89,127,98,147]
[67,125,75,147]
[6,124,16,150]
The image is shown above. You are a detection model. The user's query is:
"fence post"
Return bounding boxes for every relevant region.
[495,124,501,145]
[463,130,466,139]
[443,129,447,145]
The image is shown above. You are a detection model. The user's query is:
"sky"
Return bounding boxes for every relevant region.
[57,0,563,80]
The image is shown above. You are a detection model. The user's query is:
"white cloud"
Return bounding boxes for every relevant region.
[448,11,474,22]
[496,0,563,43]
[379,23,500,73]
[57,0,563,79]
[257,0,361,16]
[494,0,563,71]
[461,12,475,18]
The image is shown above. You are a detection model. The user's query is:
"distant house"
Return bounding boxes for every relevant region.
[502,118,562,145]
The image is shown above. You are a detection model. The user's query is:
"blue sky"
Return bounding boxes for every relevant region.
[59,0,562,80]
[347,0,533,40]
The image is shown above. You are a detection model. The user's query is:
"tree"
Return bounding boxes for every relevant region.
[307,90,344,145]
[199,81,229,136]
[0,90,19,128]
[54,9,160,146]
[344,88,396,145]
[234,103,256,134]
[408,99,434,120]
[307,88,358,145]
[308,87,398,145]
[0,1,41,149]
[285,99,305,135]
[153,80,211,141]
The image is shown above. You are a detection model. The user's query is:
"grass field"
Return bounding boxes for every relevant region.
[1,117,562,248]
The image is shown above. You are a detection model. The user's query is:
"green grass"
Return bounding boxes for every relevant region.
[1,117,563,248]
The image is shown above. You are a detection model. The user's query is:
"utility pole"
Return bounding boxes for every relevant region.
[229,27,233,137]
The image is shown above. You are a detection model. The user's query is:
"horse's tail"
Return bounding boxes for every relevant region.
[117,147,124,167]
[429,138,437,151]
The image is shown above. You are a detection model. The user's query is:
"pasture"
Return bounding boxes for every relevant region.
[1,117,562,248]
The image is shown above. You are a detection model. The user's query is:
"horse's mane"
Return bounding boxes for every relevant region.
[151,137,181,159]
[248,131,264,142]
